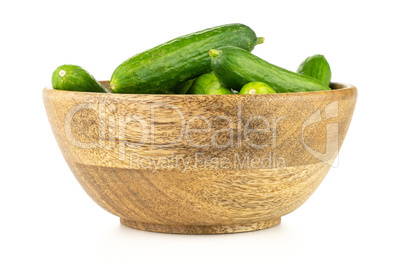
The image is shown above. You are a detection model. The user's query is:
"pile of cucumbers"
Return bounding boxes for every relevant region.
[51,23,331,95]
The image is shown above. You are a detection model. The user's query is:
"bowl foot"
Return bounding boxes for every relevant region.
[120,218,281,234]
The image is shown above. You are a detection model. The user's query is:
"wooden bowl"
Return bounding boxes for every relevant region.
[43,82,357,234]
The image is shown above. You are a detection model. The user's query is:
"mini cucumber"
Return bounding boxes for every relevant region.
[209,46,331,93]
[187,73,232,95]
[239,82,276,94]
[52,65,109,93]
[110,24,264,94]
[297,54,331,86]
[172,77,197,94]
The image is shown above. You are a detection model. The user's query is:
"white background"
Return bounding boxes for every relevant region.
[1,0,401,267]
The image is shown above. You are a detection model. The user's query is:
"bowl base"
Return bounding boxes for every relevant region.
[120,218,281,234]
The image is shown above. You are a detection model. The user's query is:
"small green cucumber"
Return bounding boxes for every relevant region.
[209,46,331,93]
[297,54,331,86]
[52,65,109,93]
[187,73,232,95]
[239,82,276,94]
[172,77,197,94]
[110,23,264,94]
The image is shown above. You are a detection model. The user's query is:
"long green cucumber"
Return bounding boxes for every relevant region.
[297,54,331,86]
[52,65,109,93]
[187,73,232,95]
[110,24,264,94]
[209,46,331,93]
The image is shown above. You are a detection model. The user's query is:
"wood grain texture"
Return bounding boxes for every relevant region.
[43,82,357,234]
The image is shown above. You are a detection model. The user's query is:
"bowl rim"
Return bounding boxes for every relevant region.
[43,81,356,98]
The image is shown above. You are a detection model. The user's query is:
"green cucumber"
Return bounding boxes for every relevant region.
[172,77,197,94]
[209,46,331,93]
[187,73,232,95]
[297,54,331,86]
[110,24,264,94]
[52,65,109,93]
[239,82,276,94]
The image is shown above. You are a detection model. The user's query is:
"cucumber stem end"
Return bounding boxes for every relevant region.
[209,49,221,58]
[256,37,265,45]
[59,70,66,77]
